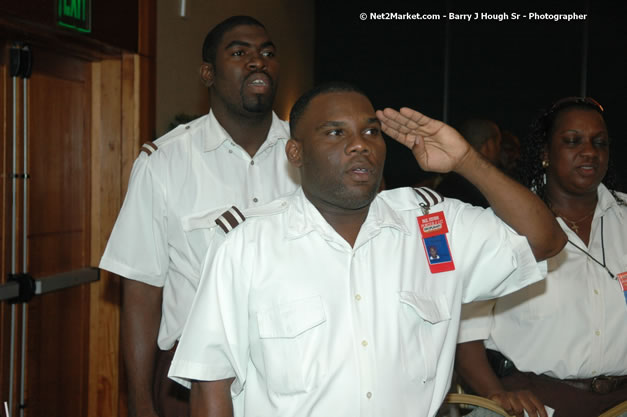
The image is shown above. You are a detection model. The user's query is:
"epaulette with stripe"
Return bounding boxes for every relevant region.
[139,141,158,157]
[213,199,289,234]
[215,206,246,234]
[413,187,444,215]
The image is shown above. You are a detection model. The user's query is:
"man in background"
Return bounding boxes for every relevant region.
[99,15,299,417]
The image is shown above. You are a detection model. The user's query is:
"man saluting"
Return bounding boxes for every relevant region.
[169,82,565,417]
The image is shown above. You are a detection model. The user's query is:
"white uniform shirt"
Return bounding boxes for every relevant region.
[169,187,544,417]
[459,185,627,379]
[99,110,300,349]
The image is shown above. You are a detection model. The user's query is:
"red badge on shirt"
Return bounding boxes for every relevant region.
[417,211,455,273]
[618,272,627,305]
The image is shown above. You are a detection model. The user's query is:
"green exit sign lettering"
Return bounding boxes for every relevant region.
[57,0,91,33]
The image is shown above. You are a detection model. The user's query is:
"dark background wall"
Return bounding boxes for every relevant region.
[314,1,626,191]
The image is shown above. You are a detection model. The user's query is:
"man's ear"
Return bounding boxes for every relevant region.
[200,63,215,88]
[286,138,303,168]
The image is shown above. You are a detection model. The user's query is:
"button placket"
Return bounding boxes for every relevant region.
[350,249,376,413]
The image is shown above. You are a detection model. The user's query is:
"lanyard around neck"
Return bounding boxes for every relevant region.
[566,216,615,279]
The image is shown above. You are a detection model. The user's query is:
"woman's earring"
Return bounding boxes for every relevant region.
[542,160,549,168]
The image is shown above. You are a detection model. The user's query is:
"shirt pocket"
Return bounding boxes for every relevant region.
[256,295,327,395]
[398,291,451,383]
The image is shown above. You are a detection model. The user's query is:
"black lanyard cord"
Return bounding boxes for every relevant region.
[567,217,615,279]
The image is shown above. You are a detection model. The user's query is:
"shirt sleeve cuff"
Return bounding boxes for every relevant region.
[98,258,165,287]
[168,359,239,392]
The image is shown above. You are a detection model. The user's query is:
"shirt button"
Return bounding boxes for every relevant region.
[355,294,361,301]
[366,392,372,399]
[228,150,233,154]
[594,289,599,295]
[250,160,255,165]
[595,330,600,336]
[361,340,368,347]
[253,198,258,203]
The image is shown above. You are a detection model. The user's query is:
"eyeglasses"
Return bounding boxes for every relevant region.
[547,96,604,115]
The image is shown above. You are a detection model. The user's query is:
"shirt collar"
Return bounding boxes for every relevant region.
[203,110,288,152]
[597,183,625,220]
[285,188,410,242]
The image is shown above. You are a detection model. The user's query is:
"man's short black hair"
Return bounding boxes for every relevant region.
[202,15,266,65]
[289,81,367,135]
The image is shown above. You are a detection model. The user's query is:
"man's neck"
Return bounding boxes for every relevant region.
[308,196,371,248]
[211,103,274,157]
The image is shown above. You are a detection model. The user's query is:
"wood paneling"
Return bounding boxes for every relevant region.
[88,58,122,417]
[25,48,91,417]
[0,1,155,415]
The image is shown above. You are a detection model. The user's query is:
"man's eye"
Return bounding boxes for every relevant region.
[261,50,275,57]
[231,50,245,57]
[328,129,343,136]
[364,128,380,136]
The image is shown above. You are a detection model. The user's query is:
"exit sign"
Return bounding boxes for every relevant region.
[57,0,92,33]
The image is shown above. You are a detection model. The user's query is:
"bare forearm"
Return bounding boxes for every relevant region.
[455,341,504,397]
[456,341,548,417]
[454,150,566,260]
[191,379,235,417]
[121,278,163,417]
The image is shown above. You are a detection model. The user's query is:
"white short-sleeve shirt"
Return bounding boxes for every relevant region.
[169,187,544,417]
[99,110,300,349]
[459,185,627,379]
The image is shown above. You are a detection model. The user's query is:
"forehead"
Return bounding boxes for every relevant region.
[306,91,375,124]
[218,24,271,48]
[552,108,606,133]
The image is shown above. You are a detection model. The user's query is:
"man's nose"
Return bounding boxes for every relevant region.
[346,132,371,154]
[247,51,265,70]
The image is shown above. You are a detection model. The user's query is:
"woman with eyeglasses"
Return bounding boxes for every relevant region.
[454,97,627,417]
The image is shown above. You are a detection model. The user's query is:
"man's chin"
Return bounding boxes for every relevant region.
[242,95,275,114]
[340,189,378,210]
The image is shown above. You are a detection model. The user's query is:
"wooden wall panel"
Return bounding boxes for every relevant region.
[88,58,122,417]
[26,286,90,417]
[25,49,91,417]
[0,0,155,415]
[87,53,147,417]
[87,1,155,415]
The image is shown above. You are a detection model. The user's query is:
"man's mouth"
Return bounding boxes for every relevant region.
[347,160,375,182]
[351,167,370,174]
[245,73,272,92]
